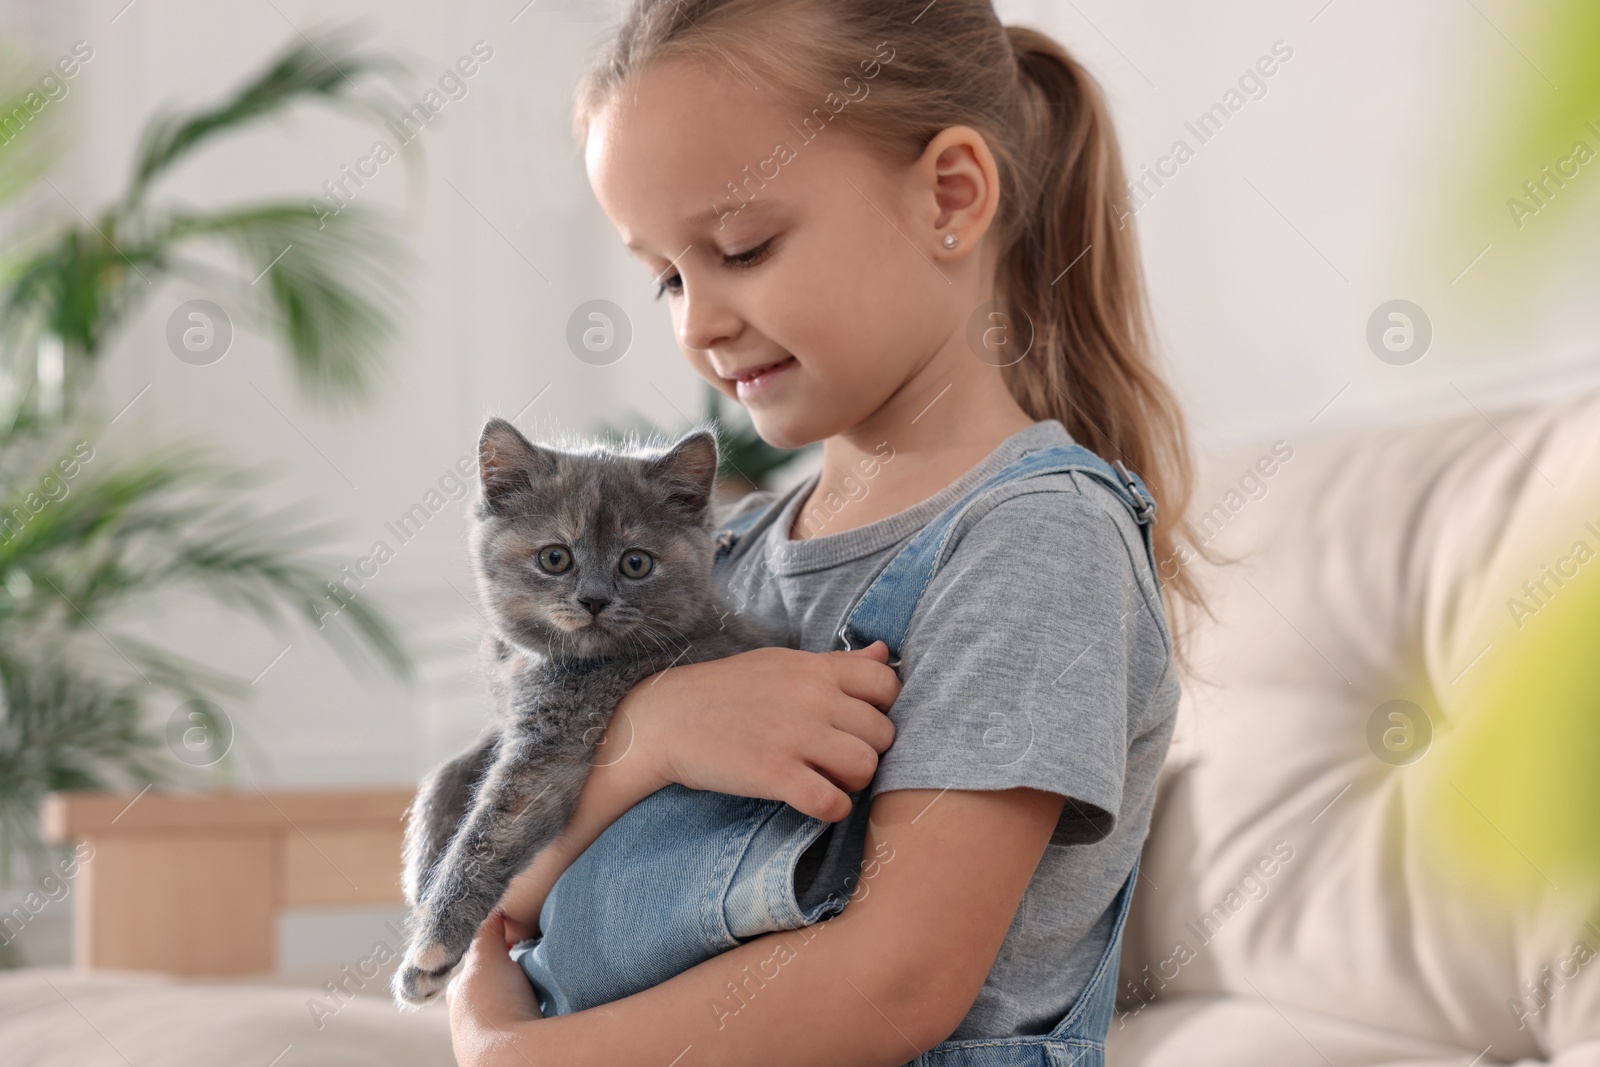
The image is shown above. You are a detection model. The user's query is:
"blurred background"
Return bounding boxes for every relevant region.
[0,0,1594,1022]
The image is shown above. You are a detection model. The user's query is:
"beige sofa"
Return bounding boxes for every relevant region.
[1111,387,1600,1066]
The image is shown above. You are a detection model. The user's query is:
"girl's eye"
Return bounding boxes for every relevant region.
[619,549,653,579]
[726,238,777,270]
[653,239,778,302]
[537,545,573,574]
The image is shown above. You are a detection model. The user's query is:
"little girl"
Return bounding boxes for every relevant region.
[445,1,1202,1064]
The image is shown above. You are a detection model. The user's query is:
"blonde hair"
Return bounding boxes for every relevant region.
[573,0,1214,651]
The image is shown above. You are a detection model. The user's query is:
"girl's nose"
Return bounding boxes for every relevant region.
[677,283,741,353]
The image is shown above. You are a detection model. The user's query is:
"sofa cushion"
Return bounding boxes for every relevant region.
[1119,388,1600,1064]
[0,966,454,1066]
[1107,993,1502,1066]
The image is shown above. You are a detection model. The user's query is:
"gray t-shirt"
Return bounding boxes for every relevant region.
[712,418,1179,1041]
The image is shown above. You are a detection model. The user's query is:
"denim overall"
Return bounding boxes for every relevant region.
[511,442,1160,1067]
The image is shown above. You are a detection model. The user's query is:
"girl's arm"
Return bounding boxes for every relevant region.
[452,783,1068,1067]
[494,642,900,940]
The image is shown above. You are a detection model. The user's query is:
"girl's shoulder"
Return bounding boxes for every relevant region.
[931,468,1171,653]
[951,466,1150,569]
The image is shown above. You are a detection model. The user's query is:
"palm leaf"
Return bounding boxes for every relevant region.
[124,24,411,205]
[0,44,66,209]
[164,203,409,403]
[0,24,419,414]
[0,653,167,881]
[0,430,410,678]
[0,423,414,882]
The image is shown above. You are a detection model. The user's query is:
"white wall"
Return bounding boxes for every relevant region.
[1006,0,1600,445]
[3,0,1594,967]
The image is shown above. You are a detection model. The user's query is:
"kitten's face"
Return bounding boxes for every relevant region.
[469,419,722,659]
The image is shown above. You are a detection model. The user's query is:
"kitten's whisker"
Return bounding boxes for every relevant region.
[636,625,677,663]
[626,630,656,665]
[632,621,675,656]
[641,616,694,657]
[624,623,664,661]
[642,614,691,639]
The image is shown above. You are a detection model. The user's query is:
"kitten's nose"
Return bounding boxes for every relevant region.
[578,594,610,616]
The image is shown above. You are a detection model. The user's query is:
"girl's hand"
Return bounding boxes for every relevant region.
[447,910,542,1064]
[621,640,900,823]
[501,913,536,945]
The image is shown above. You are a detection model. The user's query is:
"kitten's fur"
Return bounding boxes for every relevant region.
[392,417,778,1007]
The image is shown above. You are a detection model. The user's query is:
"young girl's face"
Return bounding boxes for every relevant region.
[585,58,963,450]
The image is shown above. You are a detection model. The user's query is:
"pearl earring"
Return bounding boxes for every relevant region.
[942,234,959,250]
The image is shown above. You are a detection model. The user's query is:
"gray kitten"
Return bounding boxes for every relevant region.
[392,417,778,1007]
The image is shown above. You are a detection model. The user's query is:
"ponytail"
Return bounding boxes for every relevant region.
[999,28,1214,640]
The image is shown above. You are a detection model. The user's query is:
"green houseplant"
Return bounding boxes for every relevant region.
[0,27,423,912]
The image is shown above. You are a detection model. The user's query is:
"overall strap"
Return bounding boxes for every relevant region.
[836,444,1159,665]
[711,491,791,574]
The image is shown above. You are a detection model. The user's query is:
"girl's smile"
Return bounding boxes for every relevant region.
[726,354,798,401]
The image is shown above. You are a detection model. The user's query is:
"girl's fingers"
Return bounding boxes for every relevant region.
[835,697,898,753]
[502,913,535,945]
[784,766,854,823]
[806,732,882,794]
[449,910,542,1025]
[830,653,902,713]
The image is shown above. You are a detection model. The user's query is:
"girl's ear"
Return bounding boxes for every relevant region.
[478,417,557,511]
[644,430,720,518]
[920,124,1001,256]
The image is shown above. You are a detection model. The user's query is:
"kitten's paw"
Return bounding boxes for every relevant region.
[411,939,457,974]
[392,951,456,1008]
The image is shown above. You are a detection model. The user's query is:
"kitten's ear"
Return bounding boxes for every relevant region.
[478,418,556,512]
[644,430,720,519]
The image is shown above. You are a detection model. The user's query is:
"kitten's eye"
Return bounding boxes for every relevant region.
[619,549,653,579]
[537,545,574,574]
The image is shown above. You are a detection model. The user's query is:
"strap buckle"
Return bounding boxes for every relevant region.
[836,624,902,669]
[1114,460,1157,524]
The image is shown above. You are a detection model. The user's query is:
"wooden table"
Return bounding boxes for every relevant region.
[40,788,414,975]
